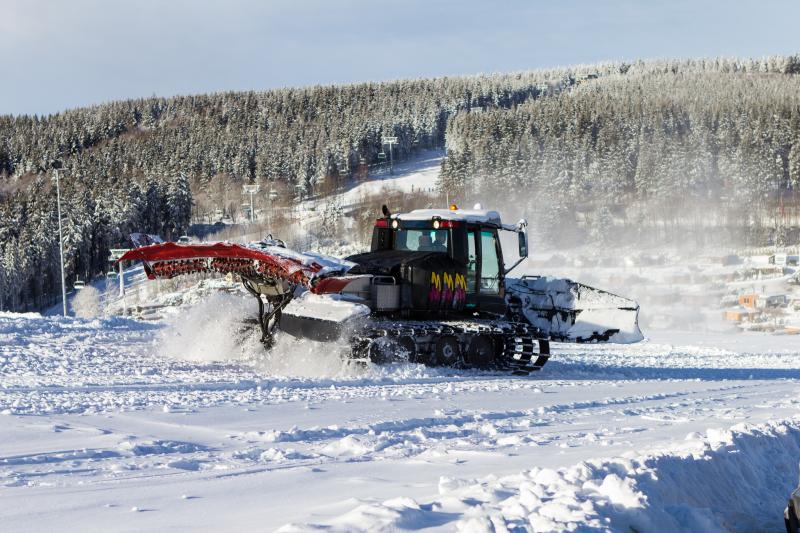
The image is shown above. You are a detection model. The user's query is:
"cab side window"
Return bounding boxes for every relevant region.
[466,230,477,293]
[479,230,500,294]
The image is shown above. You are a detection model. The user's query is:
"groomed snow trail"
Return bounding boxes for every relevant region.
[2,310,800,532]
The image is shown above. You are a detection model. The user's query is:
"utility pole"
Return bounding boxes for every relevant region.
[119,258,125,315]
[52,163,68,316]
[382,136,398,175]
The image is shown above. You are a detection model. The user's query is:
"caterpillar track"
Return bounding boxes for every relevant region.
[350,320,550,375]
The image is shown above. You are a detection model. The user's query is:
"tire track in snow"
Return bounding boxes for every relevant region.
[5,384,773,490]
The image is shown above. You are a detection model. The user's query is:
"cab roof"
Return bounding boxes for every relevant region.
[393,208,502,226]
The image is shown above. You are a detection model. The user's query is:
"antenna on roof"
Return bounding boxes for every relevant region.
[381,204,391,217]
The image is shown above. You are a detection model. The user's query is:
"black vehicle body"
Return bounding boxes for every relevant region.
[346,216,513,317]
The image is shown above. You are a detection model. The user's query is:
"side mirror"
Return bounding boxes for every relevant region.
[504,227,529,275]
[518,231,528,258]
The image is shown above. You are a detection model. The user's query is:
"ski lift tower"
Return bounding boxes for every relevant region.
[267,189,279,230]
[382,136,398,175]
[242,184,260,223]
[109,248,131,315]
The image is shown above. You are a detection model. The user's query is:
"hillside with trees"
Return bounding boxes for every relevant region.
[0,71,561,310]
[2,56,800,311]
[440,56,800,248]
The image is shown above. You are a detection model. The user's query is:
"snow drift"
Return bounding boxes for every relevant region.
[282,418,800,532]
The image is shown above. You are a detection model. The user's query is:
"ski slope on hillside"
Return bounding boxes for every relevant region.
[328,151,443,208]
[2,304,800,531]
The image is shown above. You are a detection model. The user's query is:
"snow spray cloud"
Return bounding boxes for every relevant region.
[250,333,362,379]
[256,320,448,380]
[156,291,365,378]
[157,292,259,363]
[71,285,103,318]
[465,191,736,334]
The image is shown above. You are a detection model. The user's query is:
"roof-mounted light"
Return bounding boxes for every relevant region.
[449,204,458,211]
[433,219,441,229]
[437,220,461,229]
[375,218,389,228]
[391,219,399,229]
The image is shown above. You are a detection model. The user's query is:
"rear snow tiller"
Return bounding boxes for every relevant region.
[120,205,642,374]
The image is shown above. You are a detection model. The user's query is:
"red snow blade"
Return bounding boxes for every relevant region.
[117,242,324,285]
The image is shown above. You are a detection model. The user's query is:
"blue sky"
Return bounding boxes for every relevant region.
[1,0,798,116]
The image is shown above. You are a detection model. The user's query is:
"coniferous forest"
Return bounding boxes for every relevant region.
[2,56,800,311]
[441,57,800,248]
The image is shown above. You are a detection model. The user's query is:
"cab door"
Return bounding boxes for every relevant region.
[465,225,506,315]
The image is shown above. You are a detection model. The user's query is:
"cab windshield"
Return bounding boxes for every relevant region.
[394,229,449,252]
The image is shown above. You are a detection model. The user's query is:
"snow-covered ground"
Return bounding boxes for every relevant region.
[5,154,800,531]
[2,303,800,532]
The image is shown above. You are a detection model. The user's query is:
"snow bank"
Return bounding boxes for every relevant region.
[284,418,800,532]
[0,310,41,320]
